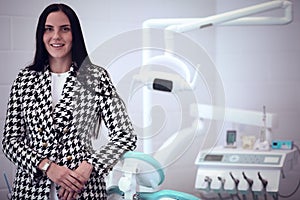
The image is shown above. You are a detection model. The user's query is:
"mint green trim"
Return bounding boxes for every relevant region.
[137,189,201,200]
[107,185,124,196]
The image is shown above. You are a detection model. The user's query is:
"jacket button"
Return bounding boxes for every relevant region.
[63,128,69,134]
[42,142,48,148]
[38,128,43,132]
[66,156,73,161]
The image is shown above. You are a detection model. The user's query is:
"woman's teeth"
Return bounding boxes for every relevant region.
[51,44,64,47]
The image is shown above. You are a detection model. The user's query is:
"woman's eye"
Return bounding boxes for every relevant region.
[62,27,71,32]
[44,27,53,32]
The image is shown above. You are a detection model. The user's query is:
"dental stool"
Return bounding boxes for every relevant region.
[107,151,200,200]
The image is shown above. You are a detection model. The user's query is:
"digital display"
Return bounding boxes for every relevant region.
[204,154,223,161]
[226,130,236,145]
[264,156,280,164]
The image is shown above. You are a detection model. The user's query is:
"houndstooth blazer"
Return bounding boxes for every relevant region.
[2,63,137,199]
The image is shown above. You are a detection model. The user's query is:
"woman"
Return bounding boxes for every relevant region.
[2,3,136,200]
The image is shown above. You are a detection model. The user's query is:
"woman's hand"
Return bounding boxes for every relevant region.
[75,161,93,181]
[58,189,77,200]
[58,161,93,200]
[42,160,86,193]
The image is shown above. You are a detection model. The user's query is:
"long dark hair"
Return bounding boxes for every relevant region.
[29,3,90,71]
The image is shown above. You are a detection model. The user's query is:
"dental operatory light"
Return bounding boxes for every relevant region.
[135,54,196,93]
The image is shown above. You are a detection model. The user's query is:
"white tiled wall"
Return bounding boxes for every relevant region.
[1,0,299,199]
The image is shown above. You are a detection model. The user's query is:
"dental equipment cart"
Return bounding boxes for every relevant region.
[195,146,298,200]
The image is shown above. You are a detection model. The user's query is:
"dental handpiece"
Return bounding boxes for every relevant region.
[229,172,240,188]
[258,172,268,200]
[204,176,212,191]
[217,176,226,190]
[258,172,268,189]
[229,172,242,200]
[242,172,258,200]
[242,172,253,188]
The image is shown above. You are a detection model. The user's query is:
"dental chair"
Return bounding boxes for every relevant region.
[107,120,202,200]
[107,150,200,200]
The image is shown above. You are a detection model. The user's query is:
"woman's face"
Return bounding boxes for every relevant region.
[43,11,72,62]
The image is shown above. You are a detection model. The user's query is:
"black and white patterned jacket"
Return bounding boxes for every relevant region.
[2,63,137,199]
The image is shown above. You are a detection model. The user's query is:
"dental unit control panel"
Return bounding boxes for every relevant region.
[195,147,298,199]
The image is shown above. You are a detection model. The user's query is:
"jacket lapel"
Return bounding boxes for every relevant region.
[35,67,53,133]
[52,66,77,130]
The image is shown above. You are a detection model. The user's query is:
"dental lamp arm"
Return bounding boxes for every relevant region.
[166,0,292,33]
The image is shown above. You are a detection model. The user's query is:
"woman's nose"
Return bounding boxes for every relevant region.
[52,30,61,40]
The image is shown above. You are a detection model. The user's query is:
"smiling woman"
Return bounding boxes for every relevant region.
[1,3,137,200]
[43,11,73,73]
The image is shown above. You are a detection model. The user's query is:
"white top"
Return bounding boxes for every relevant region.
[50,71,69,200]
[51,71,69,107]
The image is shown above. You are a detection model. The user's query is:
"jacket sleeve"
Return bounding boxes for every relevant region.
[85,69,137,176]
[2,70,44,181]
